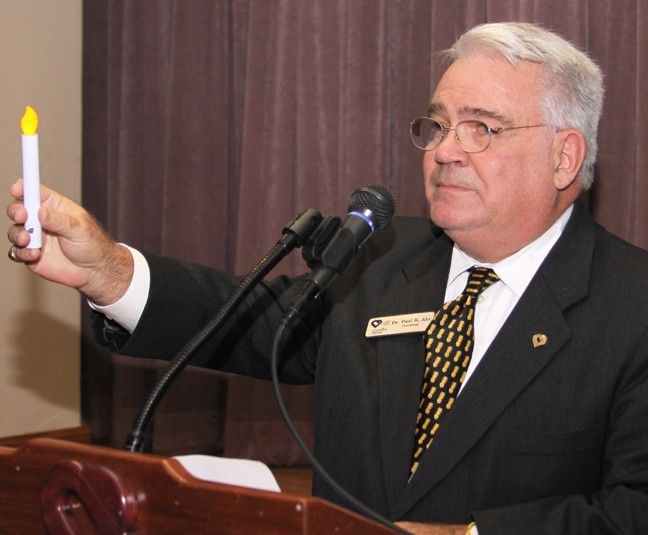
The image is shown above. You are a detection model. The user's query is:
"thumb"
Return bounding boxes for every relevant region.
[39,205,83,239]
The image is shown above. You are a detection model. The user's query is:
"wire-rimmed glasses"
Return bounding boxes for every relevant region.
[409,117,547,154]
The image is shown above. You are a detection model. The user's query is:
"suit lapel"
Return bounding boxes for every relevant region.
[382,202,596,519]
[375,234,453,515]
[393,276,573,517]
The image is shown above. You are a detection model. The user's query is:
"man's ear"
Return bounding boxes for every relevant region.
[553,129,586,190]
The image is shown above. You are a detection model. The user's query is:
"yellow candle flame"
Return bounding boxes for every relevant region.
[20,106,39,136]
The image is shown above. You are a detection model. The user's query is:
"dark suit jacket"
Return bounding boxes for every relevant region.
[99,201,648,534]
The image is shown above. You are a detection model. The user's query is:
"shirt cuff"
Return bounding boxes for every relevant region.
[87,244,150,334]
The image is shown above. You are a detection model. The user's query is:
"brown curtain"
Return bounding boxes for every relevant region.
[81,0,648,463]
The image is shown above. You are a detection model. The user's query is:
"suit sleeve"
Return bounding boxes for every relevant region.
[93,252,321,384]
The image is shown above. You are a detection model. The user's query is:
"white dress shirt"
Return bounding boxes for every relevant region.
[449,204,573,391]
[89,244,150,334]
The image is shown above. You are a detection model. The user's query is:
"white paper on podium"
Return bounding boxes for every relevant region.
[173,454,281,493]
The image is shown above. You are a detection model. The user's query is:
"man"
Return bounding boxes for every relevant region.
[7,22,648,534]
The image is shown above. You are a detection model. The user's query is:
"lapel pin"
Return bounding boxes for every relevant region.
[532,334,548,348]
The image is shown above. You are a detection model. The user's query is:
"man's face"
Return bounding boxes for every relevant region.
[424,55,566,261]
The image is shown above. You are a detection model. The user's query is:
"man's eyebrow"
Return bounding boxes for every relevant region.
[427,102,445,115]
[461,106,513,124]
[427,102,513,125]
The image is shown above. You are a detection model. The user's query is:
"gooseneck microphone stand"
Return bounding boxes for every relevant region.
[123,209,323,453]
[124,185,407,533]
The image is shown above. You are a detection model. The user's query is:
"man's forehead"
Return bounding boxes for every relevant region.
[428,57,544,122]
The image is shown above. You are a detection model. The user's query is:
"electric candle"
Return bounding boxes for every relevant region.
[20,106,42,248]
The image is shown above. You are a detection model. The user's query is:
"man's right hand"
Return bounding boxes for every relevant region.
[6,180,134,306]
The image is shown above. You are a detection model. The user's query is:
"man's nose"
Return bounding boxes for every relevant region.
[433,129,466,164]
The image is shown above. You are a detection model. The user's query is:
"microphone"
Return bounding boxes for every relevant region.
[283,184,396,322]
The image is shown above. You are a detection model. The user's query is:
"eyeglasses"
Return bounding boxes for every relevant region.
[409,117,547,154]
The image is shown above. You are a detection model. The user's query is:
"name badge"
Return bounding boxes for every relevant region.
[365,312,436,338]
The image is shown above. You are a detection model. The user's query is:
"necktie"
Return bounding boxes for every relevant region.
[410,266,500,475]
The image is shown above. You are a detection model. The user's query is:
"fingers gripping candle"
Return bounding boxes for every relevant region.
[20,106,42,248]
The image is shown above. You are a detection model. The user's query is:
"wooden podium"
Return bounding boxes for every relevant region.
[0,437,395,534]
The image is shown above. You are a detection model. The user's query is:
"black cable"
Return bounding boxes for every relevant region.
[270,318,410,535]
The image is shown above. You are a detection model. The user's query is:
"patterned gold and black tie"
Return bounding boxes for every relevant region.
[410,266,500,475]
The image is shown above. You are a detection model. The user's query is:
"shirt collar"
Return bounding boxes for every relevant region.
[448,204,574,297]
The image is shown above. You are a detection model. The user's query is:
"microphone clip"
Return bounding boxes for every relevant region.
[301,216,342,269]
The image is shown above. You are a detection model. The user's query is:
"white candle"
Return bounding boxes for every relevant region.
[20,106,42,249]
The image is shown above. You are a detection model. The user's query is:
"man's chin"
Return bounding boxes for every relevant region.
[429,207,477,232]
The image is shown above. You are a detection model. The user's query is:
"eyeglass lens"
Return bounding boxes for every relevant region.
[410,118,491,153]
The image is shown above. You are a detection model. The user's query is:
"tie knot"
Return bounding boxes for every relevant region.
[464,267,499,297]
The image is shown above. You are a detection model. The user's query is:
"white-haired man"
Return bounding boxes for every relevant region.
[8,22,648,534]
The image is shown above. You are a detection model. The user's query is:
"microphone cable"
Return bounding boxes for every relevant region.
[270,318,409,534]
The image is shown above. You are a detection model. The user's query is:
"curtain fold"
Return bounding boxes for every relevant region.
[82,0,648,463]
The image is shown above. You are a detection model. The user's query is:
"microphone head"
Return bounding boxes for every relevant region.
[348,184,396,230]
